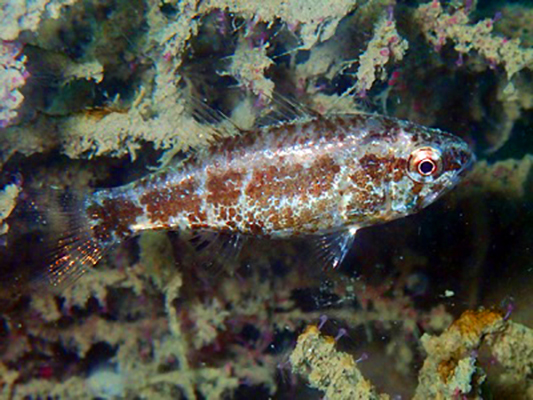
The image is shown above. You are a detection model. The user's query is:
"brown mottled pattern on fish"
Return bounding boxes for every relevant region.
[83,113,474,244]
[43,112,475,285]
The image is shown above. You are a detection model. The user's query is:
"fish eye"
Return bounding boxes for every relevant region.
[418,159,436,175]
[407,147,442,182]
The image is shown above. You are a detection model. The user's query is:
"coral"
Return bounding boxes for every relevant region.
[0,0,78,41]
[414,309,504,399]
[484,74,533,153]
[0,183,20,235]
[62,60,104,84]
[87,366,125,398]
[0,232,454,398]
[495,4,533,48]
[30,293,62,323]
[201,0,357,50]
[137,231,176,290]
[290,325,389,400]
[462,155,533,198]
[0,116,58,168]
[0,0,529,162]
[414,309,533,399]
[290,310,533,400]
[0,41,28,129]
[415,1,533,81]
[0,362,19,399]
[224,38,275,101]
[487,320,533,397]
[355,13,408,96]
[48,0,359,159]
[189,298,231,349]
[0,0,394,161]
[2,224,533,399]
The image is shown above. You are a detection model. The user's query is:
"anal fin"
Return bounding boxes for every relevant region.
[189,231,246,275]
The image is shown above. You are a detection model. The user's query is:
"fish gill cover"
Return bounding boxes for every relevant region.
[0,0,532,399]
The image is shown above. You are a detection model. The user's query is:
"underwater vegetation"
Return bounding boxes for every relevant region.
[0,0,532,399]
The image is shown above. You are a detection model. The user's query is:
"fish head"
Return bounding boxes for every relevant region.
[385,126,475,219]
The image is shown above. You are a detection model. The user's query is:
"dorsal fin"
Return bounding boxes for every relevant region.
[186,93,245,139]
[252,89,320,127]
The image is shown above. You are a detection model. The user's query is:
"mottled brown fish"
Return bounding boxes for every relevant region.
[47,112,474,284]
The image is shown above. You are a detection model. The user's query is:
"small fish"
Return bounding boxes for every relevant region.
[43,112,474,284]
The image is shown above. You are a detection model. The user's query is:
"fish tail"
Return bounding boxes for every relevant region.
[25,188,113,288]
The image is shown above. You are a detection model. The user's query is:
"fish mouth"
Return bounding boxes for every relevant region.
[459,151,476,178]
[448,150,476,187]
[420,191,441,209]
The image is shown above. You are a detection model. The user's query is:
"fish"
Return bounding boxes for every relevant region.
[42,112,474,285]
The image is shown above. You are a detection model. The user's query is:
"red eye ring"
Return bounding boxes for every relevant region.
[407,147,442,182]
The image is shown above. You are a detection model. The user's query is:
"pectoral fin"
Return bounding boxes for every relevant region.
[310,227,358,269]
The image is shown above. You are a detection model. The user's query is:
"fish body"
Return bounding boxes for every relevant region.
[49,113,474,283]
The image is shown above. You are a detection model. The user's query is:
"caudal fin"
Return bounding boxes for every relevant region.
[25,189,113,288]
[46,224,107,287]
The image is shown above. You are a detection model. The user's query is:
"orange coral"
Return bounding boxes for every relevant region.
[451,309,504,343]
